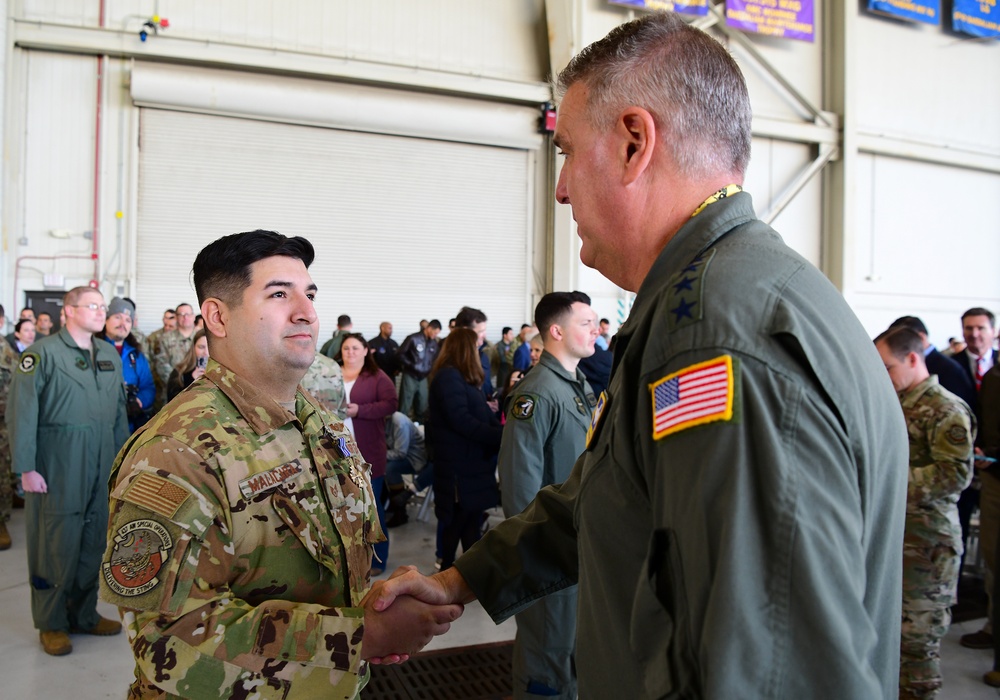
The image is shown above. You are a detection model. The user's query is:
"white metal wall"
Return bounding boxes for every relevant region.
[136,108,535,340]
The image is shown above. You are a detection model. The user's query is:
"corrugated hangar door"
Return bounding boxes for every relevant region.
[131,65,541,340]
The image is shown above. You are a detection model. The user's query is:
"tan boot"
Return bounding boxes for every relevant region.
[0,521,10,550]
[39,630,73,656]
[73,616,122,636]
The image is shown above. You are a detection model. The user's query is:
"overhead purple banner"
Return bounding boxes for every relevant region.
[866,0,940,25]
[725,0,815,41]
[953,0,1000,38]
[608,0,709,17]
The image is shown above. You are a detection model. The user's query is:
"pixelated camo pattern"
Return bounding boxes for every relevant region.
[101,360,380,699]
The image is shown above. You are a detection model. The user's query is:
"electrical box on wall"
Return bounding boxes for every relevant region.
[43,274,65,289]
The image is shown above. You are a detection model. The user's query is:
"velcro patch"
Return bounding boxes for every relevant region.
[511,395,536,420]
[97,360,115,371]
[586,392,608,449]
[102,518,174,597]
[123,472,190,519]
[239,459,304,499]
[651,355,734,440]
[18,353,39,374]
[946,425,969,445]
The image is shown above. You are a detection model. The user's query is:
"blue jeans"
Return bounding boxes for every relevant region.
[385,458,434,492]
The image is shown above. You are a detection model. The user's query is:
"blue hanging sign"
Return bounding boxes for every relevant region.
[609,0,709,17]
[726,0,815,41]
[867,0,940,25]
[953,0,1000,38]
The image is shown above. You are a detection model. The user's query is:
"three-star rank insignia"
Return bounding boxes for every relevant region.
[667,248,716,333]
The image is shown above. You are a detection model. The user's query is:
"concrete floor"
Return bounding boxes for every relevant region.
[0,502,997,698]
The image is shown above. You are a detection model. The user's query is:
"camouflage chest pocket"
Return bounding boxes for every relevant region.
[103,470,219,617]
[322,467,384,592]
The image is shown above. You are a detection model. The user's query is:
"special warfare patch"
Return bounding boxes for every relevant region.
[18,353,39,374]
[511,395,537,420]
[102,519,174,597]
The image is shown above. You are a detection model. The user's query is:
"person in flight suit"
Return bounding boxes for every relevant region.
[99,230,461,699]
[498,291,598,699]
[8,286,129,655]
[366,13,908,698]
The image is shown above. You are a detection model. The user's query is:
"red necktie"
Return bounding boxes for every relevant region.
[976,356,986,390]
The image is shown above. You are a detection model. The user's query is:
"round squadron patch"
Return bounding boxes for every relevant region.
[18,353,39,374]
[512,395,536,420]
[75,357,88,370]
[946,425,969,445]
[102,519,174,597]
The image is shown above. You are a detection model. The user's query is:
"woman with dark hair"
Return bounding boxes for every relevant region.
[428,327,503,570]
[337,332,397,573]
[167,329,209,400]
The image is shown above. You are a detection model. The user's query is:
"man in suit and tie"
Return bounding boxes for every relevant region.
[956,308,1000,650]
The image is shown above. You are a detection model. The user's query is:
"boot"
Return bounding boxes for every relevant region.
[72,616,122,636]
[40,631,72,656]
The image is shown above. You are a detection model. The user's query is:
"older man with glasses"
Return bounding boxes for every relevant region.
[152,303,197,408]
[6,286,129,656]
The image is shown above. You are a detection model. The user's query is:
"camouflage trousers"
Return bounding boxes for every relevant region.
[900,543,960,698]
[0,428,11,522]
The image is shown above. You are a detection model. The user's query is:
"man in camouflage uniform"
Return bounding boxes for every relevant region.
[0,304,19,550]
[100,230,460,699]
[145,308,176,411]
[301,351,347,419]
[498,291,598,699]
[876,327,975,699]
[152,303,196,407]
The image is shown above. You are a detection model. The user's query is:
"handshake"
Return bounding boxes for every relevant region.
[359,564,477,663]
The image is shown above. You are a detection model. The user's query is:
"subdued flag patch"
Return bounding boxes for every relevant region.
[124,472,190,518]
[651,355,734,440]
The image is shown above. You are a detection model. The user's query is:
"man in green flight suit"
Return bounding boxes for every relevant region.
[499,291,598,699]
[7,286,130,656]
[367,13,908,698]
[100,230,461,699]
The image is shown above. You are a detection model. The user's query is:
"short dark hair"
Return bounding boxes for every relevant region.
[175,303,193,314]
[520,323,531,330]
[336,332,379,375]
[600,318,610,325]
[0,304,4,319]
[875,327,924,361]
[502,326,512,336]
[962,307,996,328]
[14,318,34,334]
[337,314,352,327]
[192,229,315,306]
[36,311,52,321]
[889,316,928,336]
[535,291,591,341]
[455,306,487,328]
[427,319,442,330]
[164,308,176,316]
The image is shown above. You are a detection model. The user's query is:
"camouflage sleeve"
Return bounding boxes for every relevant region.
[909,406,974,506]
[152,341,175,385]
[101,438,367,698]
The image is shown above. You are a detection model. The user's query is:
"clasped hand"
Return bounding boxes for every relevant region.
[360,565,474,664]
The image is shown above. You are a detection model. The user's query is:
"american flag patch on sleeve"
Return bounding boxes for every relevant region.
[650,355,734,440]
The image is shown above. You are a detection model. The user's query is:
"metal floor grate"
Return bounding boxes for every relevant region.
[363,641,513,700]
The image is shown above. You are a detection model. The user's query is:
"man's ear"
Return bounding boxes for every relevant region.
[202,299,228,339]
[617,106,656,185]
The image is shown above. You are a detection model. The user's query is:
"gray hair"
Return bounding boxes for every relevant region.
[557,12,752,179]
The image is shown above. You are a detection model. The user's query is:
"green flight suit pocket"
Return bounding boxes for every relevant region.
[630,528,697,699]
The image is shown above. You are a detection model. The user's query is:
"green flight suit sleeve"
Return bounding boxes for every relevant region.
[7,350,45,475]
[498,391,552,518]
[103,438,367,698]
[909,405,973,506]
[631,351,886,697]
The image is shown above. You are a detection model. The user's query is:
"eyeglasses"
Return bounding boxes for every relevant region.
[177,312,195,317]
[71,303,108,312]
